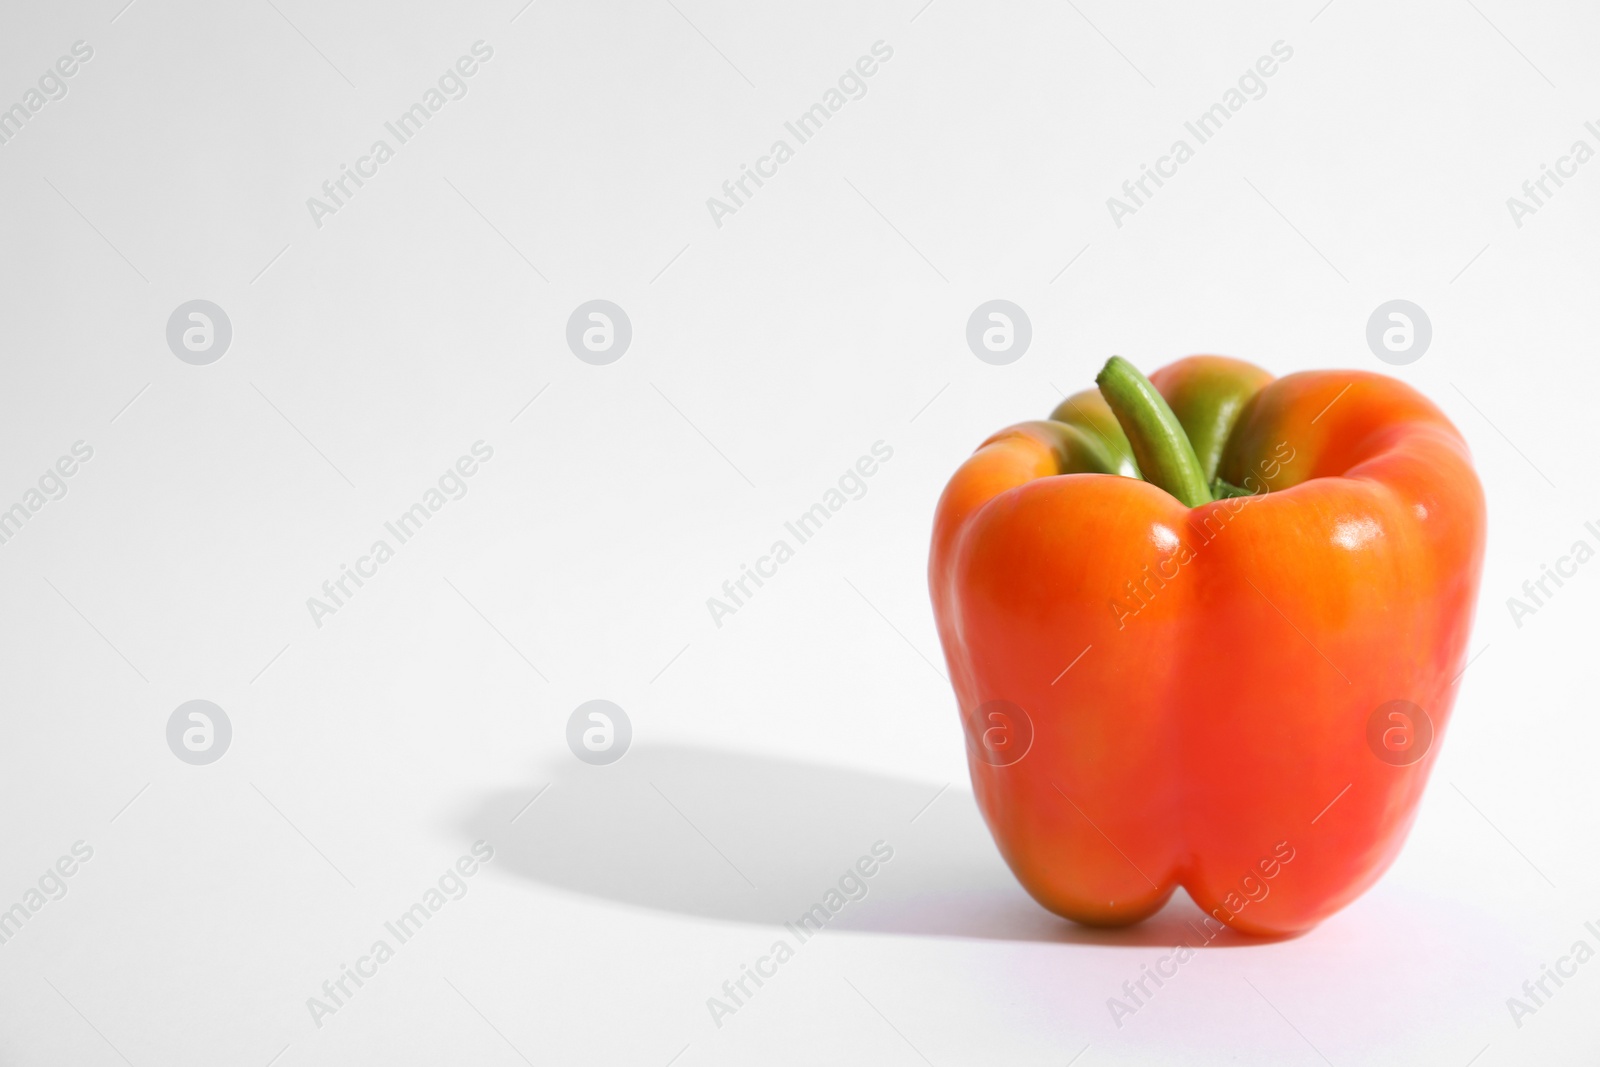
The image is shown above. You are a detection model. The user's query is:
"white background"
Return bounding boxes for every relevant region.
[0,0,1596,1064]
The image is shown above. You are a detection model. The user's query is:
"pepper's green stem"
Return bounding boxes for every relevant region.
[1095,356,1213,507]
[1210,477,1256,500]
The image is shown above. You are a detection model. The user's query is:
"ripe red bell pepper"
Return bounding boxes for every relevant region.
[929,355,1485,935]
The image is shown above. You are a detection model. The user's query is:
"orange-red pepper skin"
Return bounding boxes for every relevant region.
[929,357,1486,935]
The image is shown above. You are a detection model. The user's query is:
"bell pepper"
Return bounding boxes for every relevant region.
[929,355,1485,936]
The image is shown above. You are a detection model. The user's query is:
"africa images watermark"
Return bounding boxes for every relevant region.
[305,41,495,229]
[705,840,895,1029]
[305,441,495,628]
[0,440,95,548]
[0,40,95,149]
[705,40,895,229]
[1504,518,1599,629]
[306,840,495,1028]
[1109,441,1295,629]
[0,840,95,948]
[1107,840,1297,1029]
[1105,40,1295,229]
[1505,916,1600,1030]
[1505,119,1600,229]
[705,441,894,628]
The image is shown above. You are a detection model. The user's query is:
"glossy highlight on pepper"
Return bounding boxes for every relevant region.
[929,355,1486,936]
